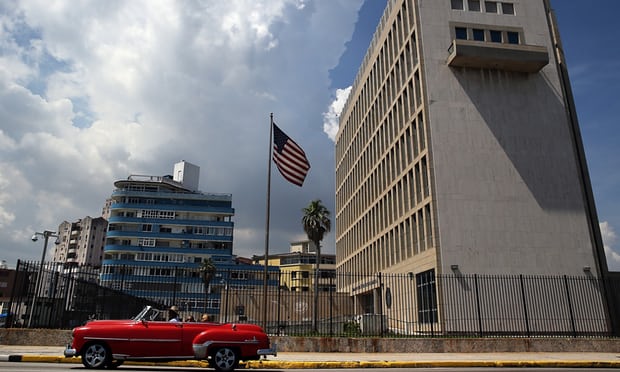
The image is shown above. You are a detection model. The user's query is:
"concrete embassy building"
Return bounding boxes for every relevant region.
[335,0,608,330]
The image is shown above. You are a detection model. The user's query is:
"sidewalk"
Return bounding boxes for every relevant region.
[1,345,619,368]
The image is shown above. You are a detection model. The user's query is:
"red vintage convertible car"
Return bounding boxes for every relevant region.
[64,306,276,371]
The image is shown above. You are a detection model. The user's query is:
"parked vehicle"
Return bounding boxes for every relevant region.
[64,306,276,371]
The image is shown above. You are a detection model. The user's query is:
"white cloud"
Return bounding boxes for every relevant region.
[0,0,363,266]
[323,86,351,142]
[0,173,17,228]
[600,221,620,272]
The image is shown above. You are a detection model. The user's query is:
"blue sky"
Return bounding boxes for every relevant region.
[551,1,620,269]
[0,0,618,271]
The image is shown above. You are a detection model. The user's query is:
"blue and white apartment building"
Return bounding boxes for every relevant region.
[100,161,274,317]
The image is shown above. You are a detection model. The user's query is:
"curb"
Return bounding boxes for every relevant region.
[243,360,620,369]
[2,355,620,369]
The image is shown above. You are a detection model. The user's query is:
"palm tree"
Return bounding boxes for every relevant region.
[302,199,331,332]
[199,257,217,314]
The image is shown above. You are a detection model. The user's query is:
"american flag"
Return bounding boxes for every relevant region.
[272,123,310,187]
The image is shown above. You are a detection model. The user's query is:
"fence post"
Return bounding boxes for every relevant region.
[563,275,577,337]
[120,265,126,295]
[6,260,21,328]
[430,272,435,337]
[172,266,178,307]
[378,272,385,336]
[329,273,334,336]
[223,269,230,323]
[47,268,59,328]
[519,274,531,336]
[276,271,282,334]
[474,274,483,337]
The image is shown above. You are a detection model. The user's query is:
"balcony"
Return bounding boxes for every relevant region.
[447,39,549,73]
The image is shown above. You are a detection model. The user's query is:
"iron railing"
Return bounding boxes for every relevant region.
[4,260,617,337]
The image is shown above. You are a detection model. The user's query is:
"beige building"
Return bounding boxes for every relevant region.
[254,241,336,292]
[53,216,108,267]
[335,0,608,331]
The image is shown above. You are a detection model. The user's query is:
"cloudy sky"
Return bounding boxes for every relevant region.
[1,0,619,272]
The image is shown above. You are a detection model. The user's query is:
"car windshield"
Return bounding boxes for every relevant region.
[133,306,164,321]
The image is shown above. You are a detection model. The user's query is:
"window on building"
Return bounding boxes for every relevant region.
[320,270,336,279]
[501,2,515,15]
[473,28,485,41]
[467,0,481,12]
[490,30,502,43]
[451,0,464,10]
[140,210,158,219]
[138,238,155,247]
[485,1,498,13]
[230,271,248,280]
[159,211,175,219]
[455,27,467,40]
[416,269,437,324]
[507,31,519,44]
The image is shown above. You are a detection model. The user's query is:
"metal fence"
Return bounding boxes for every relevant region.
[6,261,163,329]
[5,260,617,337]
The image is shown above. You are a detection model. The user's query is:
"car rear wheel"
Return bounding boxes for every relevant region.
[81,342,110,369]
[211,347,239,372]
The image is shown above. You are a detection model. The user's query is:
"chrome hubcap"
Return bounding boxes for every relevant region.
[85,344,106,367]
[215,348,236,370]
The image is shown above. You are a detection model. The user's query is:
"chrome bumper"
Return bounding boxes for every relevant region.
[258,343,277,357]
[193,343,209,359]
[64,345,77,358]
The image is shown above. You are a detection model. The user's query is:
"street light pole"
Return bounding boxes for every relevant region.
[28,230,58,328]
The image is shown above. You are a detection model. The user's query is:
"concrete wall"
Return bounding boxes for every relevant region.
[1,328,619,352]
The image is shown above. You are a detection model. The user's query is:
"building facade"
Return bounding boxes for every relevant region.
[53,217,108,267]
[254,240,336,292]
[0,264,15,325]
[335,0,608,333]
[99,161,270,316]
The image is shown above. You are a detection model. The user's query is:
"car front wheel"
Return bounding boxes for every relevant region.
[81,342,110,369]
[211,347,239,372]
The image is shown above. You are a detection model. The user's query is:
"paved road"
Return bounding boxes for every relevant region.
[1,363,620,372]
[1,345,619,369]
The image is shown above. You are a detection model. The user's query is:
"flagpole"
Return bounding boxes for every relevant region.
[262,113,273,330]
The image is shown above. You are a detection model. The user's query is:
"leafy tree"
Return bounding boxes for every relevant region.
[302,199,331,332]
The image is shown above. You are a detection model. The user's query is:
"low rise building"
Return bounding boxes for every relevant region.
[254,241,336,292]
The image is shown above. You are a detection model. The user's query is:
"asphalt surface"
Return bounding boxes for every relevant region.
[1,345,619,368]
